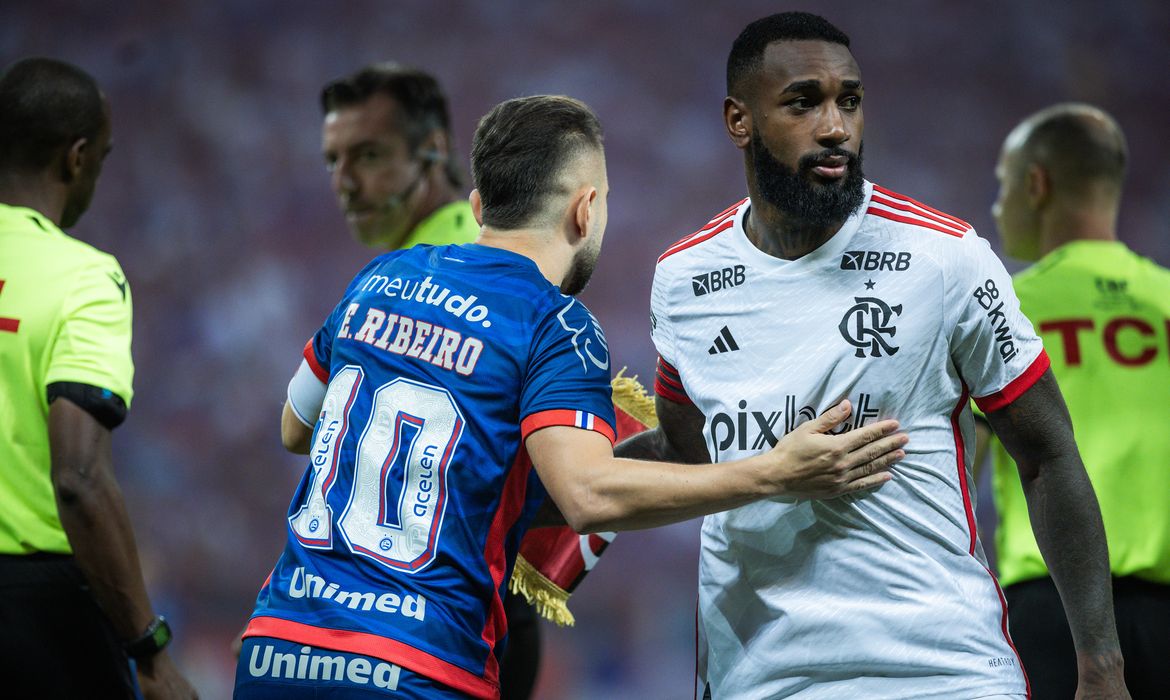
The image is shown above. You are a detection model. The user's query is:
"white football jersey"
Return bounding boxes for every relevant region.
[651,182,1047,699]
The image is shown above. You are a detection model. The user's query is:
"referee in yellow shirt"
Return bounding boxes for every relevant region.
[0,58,196,699]
[319,63,480,251]
[983,103,1169,698]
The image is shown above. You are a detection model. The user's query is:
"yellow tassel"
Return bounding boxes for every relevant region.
[508,369,659,626]
[611,368,659,428]
[510,555,576,627]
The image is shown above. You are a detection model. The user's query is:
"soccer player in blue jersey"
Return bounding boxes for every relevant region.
[234,95,909,699]
[317,63,541,700]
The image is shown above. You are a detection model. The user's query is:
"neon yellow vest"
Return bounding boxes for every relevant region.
[0,204,134,554]
[991,240,1170,585]
[399,201,479,249]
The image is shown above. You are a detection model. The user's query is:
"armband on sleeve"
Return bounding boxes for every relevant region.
[287,359,327,427]
[46,382,128,430]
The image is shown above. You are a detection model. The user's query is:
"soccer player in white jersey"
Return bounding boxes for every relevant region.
[616,12,1129,699]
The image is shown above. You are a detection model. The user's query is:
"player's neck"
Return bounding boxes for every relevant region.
[1039,201,1118,256]
[744,201,844,261]
[0,171,67,225]
[476,227,568,290]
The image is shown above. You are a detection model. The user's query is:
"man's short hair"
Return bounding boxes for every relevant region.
[727,12,851,98]
[1022,104,1127,191]
[0,58,105,172]
[320,63,462,187]
[470,95,604,230]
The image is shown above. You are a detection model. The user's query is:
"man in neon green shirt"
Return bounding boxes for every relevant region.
[984,103,1168,698]
[319,63,478,251]
[0,58,196,699]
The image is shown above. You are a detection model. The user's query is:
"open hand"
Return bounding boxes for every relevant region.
[767,399,907,499]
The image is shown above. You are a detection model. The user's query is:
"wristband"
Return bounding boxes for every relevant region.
[124,615,172,660]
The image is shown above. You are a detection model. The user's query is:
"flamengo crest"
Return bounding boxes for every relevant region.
[839,296,902,358]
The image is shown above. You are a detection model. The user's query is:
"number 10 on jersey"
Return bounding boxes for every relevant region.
[289,366,464,573]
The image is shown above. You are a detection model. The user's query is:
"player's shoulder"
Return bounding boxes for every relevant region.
[40,233,129,302]
[656,197,749,270]
[864,183,975,245]
[27,223,125,272]
[1129,246,1170,283]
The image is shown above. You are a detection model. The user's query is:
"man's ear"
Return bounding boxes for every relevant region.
[573,186,598,242]
[1026,163,1050,209]
[724,96,752,150]
[419,129,449,164]
[469,189,484,226]
[61,137,88,183]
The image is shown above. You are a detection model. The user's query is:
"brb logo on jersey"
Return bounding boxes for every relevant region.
[557,300,610,372]
[692,265,746,296]
[840,296,902,357]
[840,251,911,271]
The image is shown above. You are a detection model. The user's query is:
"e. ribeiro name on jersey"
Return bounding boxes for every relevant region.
[651,182,1047,699]
[245,244,615,699]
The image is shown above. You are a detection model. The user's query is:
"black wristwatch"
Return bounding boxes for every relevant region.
[124,615,173,660]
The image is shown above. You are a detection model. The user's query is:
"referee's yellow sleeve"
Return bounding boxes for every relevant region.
[44,257,135,408]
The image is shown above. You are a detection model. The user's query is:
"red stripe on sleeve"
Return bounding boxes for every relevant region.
[951,383,977,555]
[973,350,1051,413]
[654,378,691,404]
[657,356,681,380]
[303,339,329,383]
[659,199,747,256]
[872,184,972,229]
[866,208,966,238]
[656,368,684,393]
[655,357,692,404]
[242,616,497,699]
[658,220,736,263]
[520,409,617,445]
[870,193,968,235]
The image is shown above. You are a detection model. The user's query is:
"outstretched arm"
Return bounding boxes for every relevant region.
[528,399,906,533]
[531,395,709,528]
[984,370,1127,697]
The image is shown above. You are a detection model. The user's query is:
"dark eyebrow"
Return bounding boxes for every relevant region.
[781,78,864,94]
[781,79,822,94]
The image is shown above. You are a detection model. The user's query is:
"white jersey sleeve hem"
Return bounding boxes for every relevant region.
[287,359,326,427]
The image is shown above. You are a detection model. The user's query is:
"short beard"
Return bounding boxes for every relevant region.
[561,241,599,296]
[750,127,866,231]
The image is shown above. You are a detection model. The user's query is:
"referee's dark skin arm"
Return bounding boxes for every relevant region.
[50,399,198,699]
[986,369,1128,698]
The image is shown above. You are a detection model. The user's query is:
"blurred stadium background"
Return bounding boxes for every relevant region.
[5,1,1169,697]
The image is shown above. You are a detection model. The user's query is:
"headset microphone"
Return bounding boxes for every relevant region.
[383,169,427,210]
[383,151,443,210]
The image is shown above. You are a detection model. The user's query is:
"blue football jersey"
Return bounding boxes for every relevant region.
[245,244,616,698]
